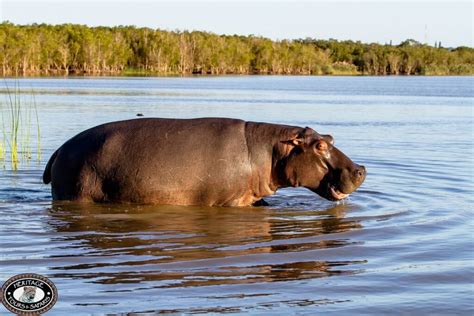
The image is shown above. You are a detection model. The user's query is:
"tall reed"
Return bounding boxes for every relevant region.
[33,92,41,162]
[1,81,41,170]
[0,102,5,163]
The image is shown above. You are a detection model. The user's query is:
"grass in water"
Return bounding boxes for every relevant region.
[0,81,41,170]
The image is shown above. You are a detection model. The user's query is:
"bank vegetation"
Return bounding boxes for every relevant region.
[1,22,473,76]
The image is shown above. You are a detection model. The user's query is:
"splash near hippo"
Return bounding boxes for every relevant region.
[43,118,365,206]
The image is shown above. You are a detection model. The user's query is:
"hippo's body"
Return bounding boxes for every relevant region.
[43,118,365,206]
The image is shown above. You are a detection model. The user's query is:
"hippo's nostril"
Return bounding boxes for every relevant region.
[354,166,366,179]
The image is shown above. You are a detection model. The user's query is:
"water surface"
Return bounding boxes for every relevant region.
[0,76,473,314]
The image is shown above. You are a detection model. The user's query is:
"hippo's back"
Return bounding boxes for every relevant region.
[44,118,253,205]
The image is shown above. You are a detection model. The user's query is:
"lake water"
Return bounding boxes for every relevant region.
[0,76,473,315]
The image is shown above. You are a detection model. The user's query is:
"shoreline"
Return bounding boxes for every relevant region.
[1,73,472,79]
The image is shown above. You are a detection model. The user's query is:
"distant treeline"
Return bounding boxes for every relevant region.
[1,22,473,76]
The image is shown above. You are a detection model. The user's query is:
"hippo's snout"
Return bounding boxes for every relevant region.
[320,162,366,201]
[340,163,366,196]
[353,165,366,185]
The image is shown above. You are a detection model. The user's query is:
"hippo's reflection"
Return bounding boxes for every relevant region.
[47,202,364,286]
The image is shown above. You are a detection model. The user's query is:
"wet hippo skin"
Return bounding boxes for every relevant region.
[43,118,366,206]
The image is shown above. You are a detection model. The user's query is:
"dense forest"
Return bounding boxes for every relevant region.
[0,22,473,76]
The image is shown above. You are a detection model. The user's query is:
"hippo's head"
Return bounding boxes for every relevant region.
[280,128,366,201]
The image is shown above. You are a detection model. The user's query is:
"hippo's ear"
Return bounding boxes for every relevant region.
[320,134,334,145]
[281,127,316,147]
[281,137,304,147]
[281,130,305,147]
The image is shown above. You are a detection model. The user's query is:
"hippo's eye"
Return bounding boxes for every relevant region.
[314,140,328,152]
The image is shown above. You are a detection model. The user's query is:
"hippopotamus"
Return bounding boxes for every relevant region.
[43,118,366,206]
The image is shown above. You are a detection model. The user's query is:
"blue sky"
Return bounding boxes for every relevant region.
[1,0,472,47]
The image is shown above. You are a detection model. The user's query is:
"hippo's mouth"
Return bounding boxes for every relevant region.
[311,181,351,201]
[329,185,349,200]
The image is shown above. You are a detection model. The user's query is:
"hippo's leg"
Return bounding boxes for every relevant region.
[253,199,269,207]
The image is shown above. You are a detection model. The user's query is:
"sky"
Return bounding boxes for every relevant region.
[1,0,472,47]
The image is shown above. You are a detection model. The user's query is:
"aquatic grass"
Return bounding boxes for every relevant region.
[4,82,20,169]
[0,101,5,163]
[33,91,41,162]
[0,81,41,170]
